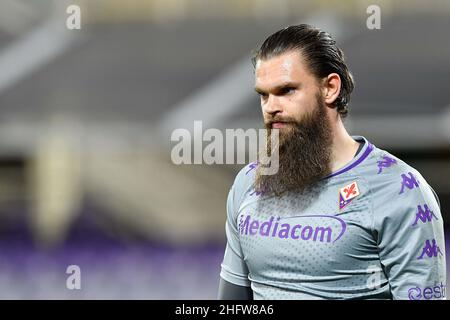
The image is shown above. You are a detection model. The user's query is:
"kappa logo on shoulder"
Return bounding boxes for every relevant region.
[339,181,360,210]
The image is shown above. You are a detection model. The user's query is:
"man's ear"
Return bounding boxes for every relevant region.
[322,73,341,106]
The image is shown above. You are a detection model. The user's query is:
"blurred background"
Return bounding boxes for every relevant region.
[0,0,449,299]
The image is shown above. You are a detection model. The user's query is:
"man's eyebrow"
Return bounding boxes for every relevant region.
[254,87,266,94]
[255,82,299,94]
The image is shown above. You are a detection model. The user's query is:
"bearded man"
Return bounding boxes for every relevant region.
[218,24,446,300]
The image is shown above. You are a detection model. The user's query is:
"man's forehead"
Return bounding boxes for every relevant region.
[255,51,306,86]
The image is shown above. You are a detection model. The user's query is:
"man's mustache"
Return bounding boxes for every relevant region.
[264,116,297,126]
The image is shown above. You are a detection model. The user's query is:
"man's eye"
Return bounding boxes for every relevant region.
[281,87,295,95]
[258,93,268,99]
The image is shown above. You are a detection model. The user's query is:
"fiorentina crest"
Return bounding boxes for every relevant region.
[339,181,360,210]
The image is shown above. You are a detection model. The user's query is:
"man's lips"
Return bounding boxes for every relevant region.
[270,121,289,129]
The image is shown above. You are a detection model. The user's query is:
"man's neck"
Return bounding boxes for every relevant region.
[329,118,361,173]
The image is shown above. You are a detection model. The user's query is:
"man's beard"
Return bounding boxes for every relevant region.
[255,94,333,196]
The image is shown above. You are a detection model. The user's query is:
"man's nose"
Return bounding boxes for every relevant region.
[263,95,282,115]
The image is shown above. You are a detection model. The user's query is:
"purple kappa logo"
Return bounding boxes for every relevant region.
[417,239,443,260]
[399,172,420,194]
[249,188,264,197]
[377,156,397,174]
[239,214,347,244]
[245,162,258,175]
[412,204,437,227]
